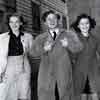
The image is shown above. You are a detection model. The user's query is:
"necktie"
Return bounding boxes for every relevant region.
[53,31,56,40]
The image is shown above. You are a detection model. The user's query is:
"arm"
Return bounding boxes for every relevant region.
[28,34,49,58]
[0,56,7,82]
[66,30,83,53]
[0,37,8,82]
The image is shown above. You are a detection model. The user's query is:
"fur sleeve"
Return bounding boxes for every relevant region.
[30,33,48,57]
[66,30,83,53]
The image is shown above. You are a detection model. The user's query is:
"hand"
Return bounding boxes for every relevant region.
[60,38,68,47]
[44,41,53,51]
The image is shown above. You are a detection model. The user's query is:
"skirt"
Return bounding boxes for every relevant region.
[0,55,30,100]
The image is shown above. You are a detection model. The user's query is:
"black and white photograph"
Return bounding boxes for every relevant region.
[0,0,100,100]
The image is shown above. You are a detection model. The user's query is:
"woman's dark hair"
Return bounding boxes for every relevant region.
[41,10,60,22]
[7,12,26,31]
[71,14,96,32]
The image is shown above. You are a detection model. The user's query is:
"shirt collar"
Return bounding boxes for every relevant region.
[49,28,60,36]
[8,30,24,37]
[81,32,89,38]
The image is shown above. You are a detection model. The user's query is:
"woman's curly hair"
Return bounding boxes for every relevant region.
[71,14,96,32]
[7,12,26,32]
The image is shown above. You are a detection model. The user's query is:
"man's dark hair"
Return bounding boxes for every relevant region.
[41,10,60,22]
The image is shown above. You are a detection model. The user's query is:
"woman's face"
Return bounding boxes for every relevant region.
[45,13,58,29]
[9,16,22,31]
[78,18,90,33]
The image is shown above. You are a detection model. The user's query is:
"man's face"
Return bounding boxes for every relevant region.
[78,18,90,33]
[45,13,58,29]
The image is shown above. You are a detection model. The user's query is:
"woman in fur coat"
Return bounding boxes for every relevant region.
[71,14,100,100]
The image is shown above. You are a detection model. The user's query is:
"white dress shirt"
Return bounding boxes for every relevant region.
[49,28,60,38]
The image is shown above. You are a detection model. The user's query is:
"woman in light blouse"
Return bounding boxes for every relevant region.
[0,12,33,100]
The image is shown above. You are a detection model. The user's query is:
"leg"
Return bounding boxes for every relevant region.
[55,83,59,100]
[38,78,55,100]
[57,71,74,100]
[90,93,98,100]
[81,93,87,100]
[18,99,28,100]
[0,82,10,100]
[89,79,99,100]
[7,81,18,100]
[0,73,18,100]
[17,73,31,100]
[38,87,55,100]
[74,95,81,100]
[38,71,55,100]
[80,93,98,100]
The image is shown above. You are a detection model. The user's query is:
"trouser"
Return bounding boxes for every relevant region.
[38,81,72,100]
[74,76,99,100]
[0,56,30,100]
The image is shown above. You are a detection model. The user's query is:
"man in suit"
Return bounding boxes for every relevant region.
[32,10,83,100]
